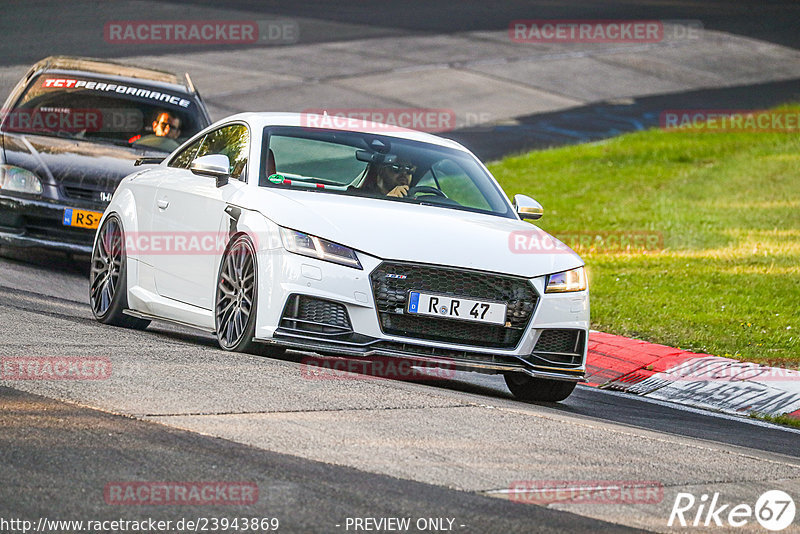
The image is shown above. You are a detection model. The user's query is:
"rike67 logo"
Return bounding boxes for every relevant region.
[669,490,796,531]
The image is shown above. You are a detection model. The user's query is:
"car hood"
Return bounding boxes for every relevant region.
[248,188,583,278]
[2,132,160,192]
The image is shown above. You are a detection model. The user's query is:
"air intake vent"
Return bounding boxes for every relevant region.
[529,329,586,367]
[279,295,353,336]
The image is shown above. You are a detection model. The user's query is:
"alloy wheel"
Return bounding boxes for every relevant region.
[216,238,256,349]
[90,217,123,318]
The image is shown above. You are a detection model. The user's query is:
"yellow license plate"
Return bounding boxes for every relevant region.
[62,208,103,229]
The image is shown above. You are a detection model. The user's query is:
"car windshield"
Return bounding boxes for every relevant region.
[261,127,514,218]
[2,74,207,152]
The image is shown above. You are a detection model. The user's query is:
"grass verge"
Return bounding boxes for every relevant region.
[750,412,800,430]
[489,105,800,365]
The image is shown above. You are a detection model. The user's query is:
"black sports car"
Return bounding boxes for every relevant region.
[0,56,211,253]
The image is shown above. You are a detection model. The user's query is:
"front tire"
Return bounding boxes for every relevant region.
[215,235,259,353]
[89,215,150,329]
[214,235,285,357]
[504,372,576,402]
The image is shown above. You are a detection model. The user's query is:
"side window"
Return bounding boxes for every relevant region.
[194,124,250,181]
[418,160,492,211]
[169,135,205,169]
[167,124,250,181]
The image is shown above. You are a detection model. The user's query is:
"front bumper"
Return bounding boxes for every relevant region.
[263,331,586,381]
[253,247,589,382]
[0,194,100,253]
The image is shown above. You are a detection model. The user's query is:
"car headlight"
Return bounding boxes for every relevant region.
[545,266,587,293]
[279,227,362,269]
[0,165,43,195]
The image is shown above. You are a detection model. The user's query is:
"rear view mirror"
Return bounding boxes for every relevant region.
[190,154,230,187]
[513,194,544,220]
[356,150,397,165]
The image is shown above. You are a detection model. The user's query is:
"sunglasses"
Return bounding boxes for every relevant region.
[386,163,416,173]
[157,121,180,130]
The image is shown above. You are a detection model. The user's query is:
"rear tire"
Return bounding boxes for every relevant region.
[89,214,150,330]
[504,372,576,402]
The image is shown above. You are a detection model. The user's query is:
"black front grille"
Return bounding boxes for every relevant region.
[370,261,538,349]
[24,215,95,244]
[280,295,353,336]
[62,182,113,203]
[63,185,97,201]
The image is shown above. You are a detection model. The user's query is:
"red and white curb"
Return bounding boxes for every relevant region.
[583,331,800,421]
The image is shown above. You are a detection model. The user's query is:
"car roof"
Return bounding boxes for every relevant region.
[27,56,193,94]
[218,112,471,152]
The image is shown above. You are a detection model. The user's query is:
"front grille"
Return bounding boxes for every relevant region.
[62,183,112,203]
[370,261,539,349]
[279,294,353,336]
[528,329,585,367]
[63,185,97,201]
[24,215,95,244]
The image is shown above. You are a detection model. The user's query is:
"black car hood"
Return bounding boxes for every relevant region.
[2,132,164,192]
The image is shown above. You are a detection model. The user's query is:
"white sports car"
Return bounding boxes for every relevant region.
[89,112,589,402]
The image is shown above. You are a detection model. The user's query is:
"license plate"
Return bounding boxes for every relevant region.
[62,208,103,230]
[407,291,507,325]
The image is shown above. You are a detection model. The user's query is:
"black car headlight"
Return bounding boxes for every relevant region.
[0,165,43,195]
[279,227,362,269]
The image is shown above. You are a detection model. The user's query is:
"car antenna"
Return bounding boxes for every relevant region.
[184,72,197,95]
[184,72,211,123]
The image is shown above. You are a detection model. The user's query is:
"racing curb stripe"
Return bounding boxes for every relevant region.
[583,332,800,421]
[583,331,695,387]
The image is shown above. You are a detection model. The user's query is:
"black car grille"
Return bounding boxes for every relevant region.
[528,329,586,367]
[61,182,114,204]
[370,261,538,349]
[279,294,353,336]
[63,185,98,201]
[23,215,95,244]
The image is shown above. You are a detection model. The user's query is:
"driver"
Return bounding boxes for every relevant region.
[373,160,416,197]
[131,111,182,151]
[152,111,181,139]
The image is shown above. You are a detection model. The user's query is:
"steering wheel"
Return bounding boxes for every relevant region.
[407,185,447,199]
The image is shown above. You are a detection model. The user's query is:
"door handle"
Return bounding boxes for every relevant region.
[157,199,169,210]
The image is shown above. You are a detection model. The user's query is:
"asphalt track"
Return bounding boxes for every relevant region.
[1,387,641,534]
[2,247,800,532]
[2,2,800,533]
